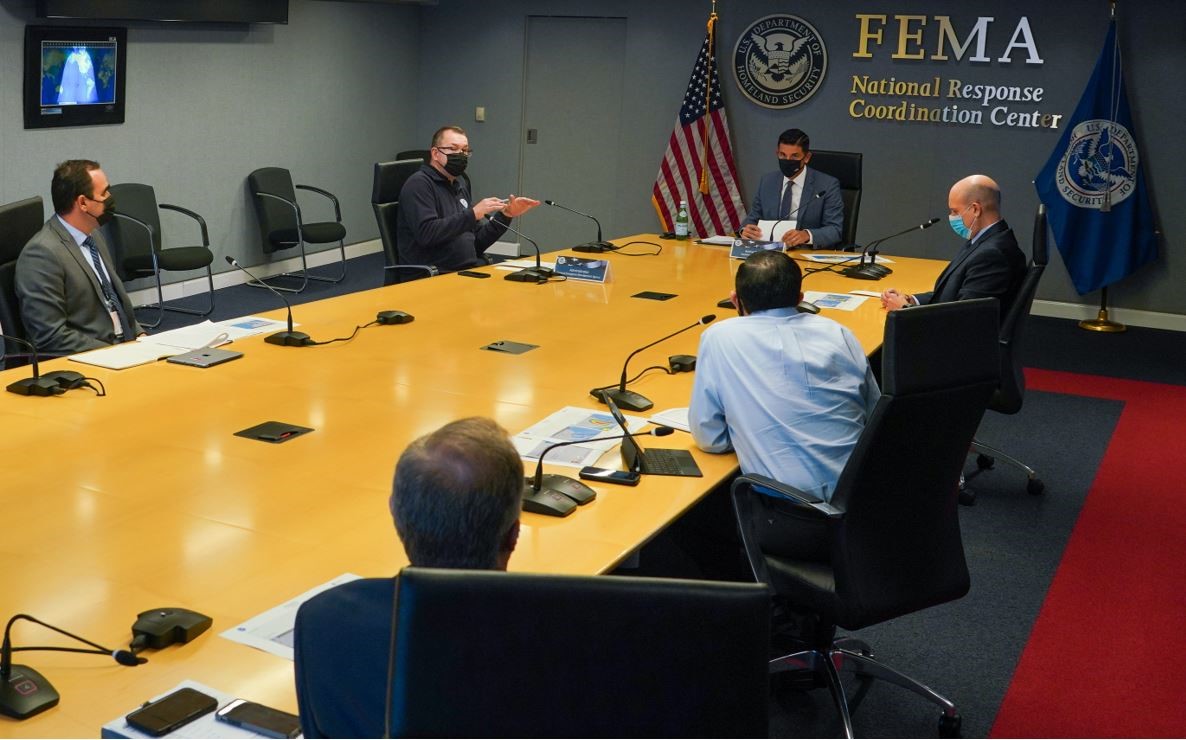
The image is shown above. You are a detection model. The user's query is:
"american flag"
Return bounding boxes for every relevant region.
[652,12,746,238]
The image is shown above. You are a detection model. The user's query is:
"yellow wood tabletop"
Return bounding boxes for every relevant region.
[0,235,943,736]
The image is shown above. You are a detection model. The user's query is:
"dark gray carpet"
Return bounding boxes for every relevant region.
[1022,315,1186,386]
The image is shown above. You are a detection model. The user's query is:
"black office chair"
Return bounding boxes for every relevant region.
[387,568,770,737]
[961,204,1049,504]
[372,157,437,285]
[810,150,862,250]
[246,167,347,293]
[732,298,1001,739]
[0,196,45,368]
[106,183,215,329]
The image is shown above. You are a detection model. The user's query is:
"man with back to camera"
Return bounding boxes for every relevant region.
[293,417,524,738]
[880,174,1026,314]
[397,125,540,273]
[739,128,845,250]
[16,159,144,355]
[689,250,879,561]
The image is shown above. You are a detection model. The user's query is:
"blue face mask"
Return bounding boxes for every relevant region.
[948,206,974,240]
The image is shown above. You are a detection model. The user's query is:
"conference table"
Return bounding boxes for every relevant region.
[0,234,944,736]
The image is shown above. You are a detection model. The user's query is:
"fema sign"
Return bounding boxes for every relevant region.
[733,15,827,109]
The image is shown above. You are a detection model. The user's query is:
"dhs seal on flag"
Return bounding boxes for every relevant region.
[1054,119,1139,209]
[733,15,827,109]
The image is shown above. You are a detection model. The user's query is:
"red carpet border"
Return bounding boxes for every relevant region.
[991,369,1186,737]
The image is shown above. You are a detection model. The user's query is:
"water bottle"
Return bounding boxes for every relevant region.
[674,199,689,240]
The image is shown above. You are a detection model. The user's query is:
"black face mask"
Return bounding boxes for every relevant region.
[92,194,116,226]
[443,153,469,177]
[778,158,804,179]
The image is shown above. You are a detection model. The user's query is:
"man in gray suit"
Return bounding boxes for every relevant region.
[739,128,845,249]
[16,160,142,355]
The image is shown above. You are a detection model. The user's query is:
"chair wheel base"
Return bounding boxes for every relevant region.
[976,454,995,470]
[1027,478,1045,495]
[939,712,962,737]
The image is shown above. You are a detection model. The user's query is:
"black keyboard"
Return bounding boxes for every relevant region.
[640,449,703,477]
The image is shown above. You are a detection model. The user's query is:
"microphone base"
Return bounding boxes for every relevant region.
[504,267,552,283]
[841,264,888,281]
[572,241,617,253]
[538,473,596,505]
[0,664,60,720]
[6,377,64,397]
[521,484,578,517]
[265,331,313,347]
[597,388,654,413]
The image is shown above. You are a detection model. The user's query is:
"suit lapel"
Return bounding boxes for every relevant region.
[931,220,1008,297]
[49,217,107,306]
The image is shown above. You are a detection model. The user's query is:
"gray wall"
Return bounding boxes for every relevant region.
[0,0,420,283]
[416,0,1185,316]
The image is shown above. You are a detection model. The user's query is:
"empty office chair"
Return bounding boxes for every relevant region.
[732,298,1000,739]
[246,167,347,293]
[0,196,45,368]
[382,568,769,737]
[106,183,215,329]
[809,150,862,250]
[961,204,1049,504]
[372,158,435,285]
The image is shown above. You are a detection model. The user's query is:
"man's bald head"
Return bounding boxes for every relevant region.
[949,175,1001,220]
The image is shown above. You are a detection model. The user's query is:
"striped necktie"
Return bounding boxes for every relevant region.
[83,236,133,341]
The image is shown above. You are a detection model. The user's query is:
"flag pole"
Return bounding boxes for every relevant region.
[698,5,718,195]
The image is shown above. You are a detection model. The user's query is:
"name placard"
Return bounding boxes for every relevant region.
[729,239,784,260]
[555,255,611,283]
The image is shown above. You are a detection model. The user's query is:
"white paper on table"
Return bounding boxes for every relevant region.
[494,258,557,272]
[650,407,690,433]
[758,219,795,241]
[849,290,882,298]
[69,341,185,370]
[513,405,647,469]
[696,235,736,246]
[219,573,362,660]
[100,679,296,739]
[139,321,232,351]
[217,316,293,340]
[803,291,869,312]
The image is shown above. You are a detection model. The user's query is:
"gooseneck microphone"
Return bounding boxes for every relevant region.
[543,200,615,252]
[594,315,716,412]
[224,256,312,346]
[1,613,146,720]
[843,217,942,280]
[496,218,552,283]
[524,428,677,517]
[2,334,61,397]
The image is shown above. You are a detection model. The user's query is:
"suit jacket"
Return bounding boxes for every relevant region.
[15,216,142,355]
[294,577,396,739]
[916,220,1027,312]
[743,167,845,249]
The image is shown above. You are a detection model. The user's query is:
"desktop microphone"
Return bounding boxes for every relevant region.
[524,427,677,516]
[594,315,716,412]
[224,256,312,346]
[543,199,616,252]
[843,217,941,280]
[2,334,63,397]
[1,613,146,720]
[495,218,552,283]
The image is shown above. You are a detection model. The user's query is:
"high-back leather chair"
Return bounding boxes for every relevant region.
[385,568,770,737]
[372,157,426,285]
[106,183,215,328]
[732,298,1000,738]
[809,150,862,249]
[963,204,1049,503]
[246,167,347,293]
[0,196,45,368]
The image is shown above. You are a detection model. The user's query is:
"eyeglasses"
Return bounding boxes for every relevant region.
[435,146,473,156]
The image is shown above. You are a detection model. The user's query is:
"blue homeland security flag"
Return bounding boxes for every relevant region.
[1035,20,1157,295]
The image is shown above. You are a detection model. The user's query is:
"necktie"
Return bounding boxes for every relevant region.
[779,179,795,219]
[84,236,133,341]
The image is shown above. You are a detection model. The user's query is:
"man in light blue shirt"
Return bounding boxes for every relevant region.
[690,251,879,504]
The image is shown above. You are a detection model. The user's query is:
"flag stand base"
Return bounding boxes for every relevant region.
[1079,310,1126,333]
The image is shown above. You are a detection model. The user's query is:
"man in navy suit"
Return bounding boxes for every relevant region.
[881,174,1026,314]
[740,128,845,249]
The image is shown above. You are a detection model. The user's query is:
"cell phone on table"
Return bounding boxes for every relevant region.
[457,270,491,278]
[125,687,218,737]
[579,466,641,486]
[216,699,302,739]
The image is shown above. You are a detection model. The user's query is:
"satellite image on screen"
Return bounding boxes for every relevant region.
[41,40,118,106]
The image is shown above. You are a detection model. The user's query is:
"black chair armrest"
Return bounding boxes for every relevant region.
[738,473,843,519]
[295,184,342,222]
[159,203,210,247]
[110,212,160,274]
[384,264,439,277]
[255,191,305,230]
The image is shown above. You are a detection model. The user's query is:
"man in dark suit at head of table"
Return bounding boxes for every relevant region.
[880,174,1026,315]
[15,159,143,355]
[293,417,524,738]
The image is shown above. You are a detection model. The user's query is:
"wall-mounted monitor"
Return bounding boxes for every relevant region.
[23,25,127,130]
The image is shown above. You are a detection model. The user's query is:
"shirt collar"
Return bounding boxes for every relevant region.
[57,214,89,248]
[782,165,808,189]
[747,305,801,319]
[968,217,1000,246]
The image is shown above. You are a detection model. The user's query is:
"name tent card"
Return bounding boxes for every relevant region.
[555,255,612,283]
[730,239,784,260]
